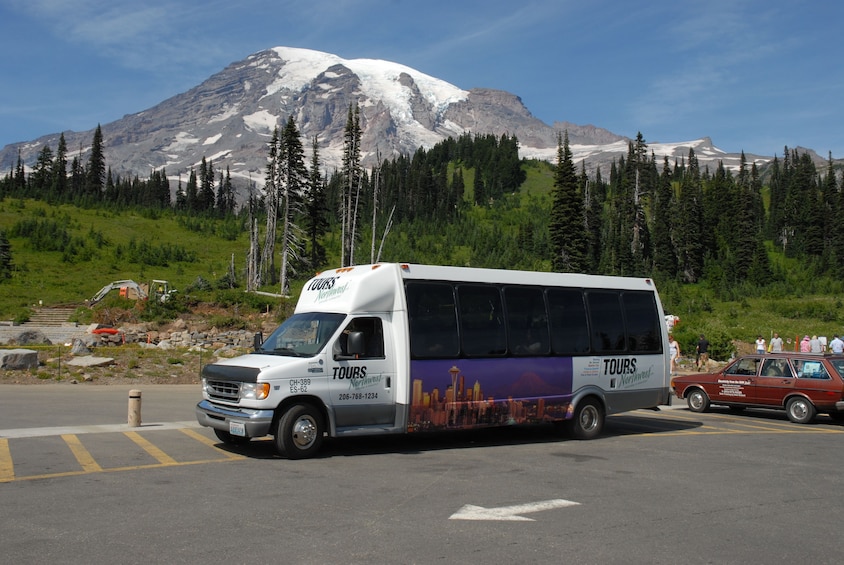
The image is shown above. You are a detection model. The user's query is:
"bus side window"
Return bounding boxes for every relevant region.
[334,317,384,360]
[406,282,459,358]
[457,284,506,356]
[504,286,550,355]
[586,291,626,353]
[548,288,590,354]
[622,291,661,353]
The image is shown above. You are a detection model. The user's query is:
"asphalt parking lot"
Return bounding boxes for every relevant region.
[3,385,844,564]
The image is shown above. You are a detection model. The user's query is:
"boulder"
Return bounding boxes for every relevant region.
[70,338,92,356]
[10,330,52,346]
[0,348,39,370]
[65,356,115,368]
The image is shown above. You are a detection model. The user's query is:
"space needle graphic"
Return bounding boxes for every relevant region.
[448,365,460,427]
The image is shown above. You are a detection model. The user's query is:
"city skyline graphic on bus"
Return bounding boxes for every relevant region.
[408,357,573,431]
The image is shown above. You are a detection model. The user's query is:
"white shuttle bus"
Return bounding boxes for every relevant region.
[196,263,671,459]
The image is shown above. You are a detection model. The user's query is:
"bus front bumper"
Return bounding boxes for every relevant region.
[195,399,275,438]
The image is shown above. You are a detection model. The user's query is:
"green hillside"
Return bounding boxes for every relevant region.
[0,199,254,317]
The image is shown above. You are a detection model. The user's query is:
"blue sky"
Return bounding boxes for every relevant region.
[1,0,842,158]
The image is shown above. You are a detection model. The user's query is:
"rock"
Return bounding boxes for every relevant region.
[0,348,39,370]
[70,338,92,356]
[65,356,115,368]
[10,330,52,346]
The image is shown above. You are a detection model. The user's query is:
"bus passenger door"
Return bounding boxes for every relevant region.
[329,316,396,427]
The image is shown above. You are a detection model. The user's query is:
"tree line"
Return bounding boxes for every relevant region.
[2,115,841,298]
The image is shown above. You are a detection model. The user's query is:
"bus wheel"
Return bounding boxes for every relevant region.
[275,403,324,459]
[570,399,604,440]
[214,429,250,446]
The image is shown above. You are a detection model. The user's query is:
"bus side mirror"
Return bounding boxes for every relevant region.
[347,331,365,357]
[253,331,264,351]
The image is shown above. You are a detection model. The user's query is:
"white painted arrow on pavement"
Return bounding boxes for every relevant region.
[449,498,580,521]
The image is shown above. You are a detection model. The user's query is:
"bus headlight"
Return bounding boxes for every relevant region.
[241,382,271,400]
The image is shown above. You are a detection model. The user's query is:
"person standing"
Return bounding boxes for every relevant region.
[830,334,844,354]
[810,335,822,353]
[755,335,766,354]
[696,334,709,372]
[669,334,680,375]
[770,332,783,353]
[800,335,811,352]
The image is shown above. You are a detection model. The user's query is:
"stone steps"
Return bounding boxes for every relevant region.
[23,307,78,327]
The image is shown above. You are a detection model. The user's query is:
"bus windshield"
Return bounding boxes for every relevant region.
[256,312,345,357]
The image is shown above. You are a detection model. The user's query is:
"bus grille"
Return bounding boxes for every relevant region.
[206,379,239,401]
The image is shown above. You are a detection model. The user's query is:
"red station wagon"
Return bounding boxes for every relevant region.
[672,353,844,423]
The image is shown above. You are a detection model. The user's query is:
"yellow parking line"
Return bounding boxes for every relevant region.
[124,431,178,465]
[178,428,247,459]
[0,438,14,482]
[10,457,242,482]
[61,434,103,473]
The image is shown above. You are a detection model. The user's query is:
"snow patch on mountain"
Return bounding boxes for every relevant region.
[268,46,468,122]
[243,110,277,133]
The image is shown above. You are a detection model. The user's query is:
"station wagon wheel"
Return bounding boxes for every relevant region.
[786,397,816,424]
[275,403,324,459]
[686,388,710,413]
[214,429,250,446]
[569,399,604,440]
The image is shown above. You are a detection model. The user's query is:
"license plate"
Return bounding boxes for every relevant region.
[229,421,246,437]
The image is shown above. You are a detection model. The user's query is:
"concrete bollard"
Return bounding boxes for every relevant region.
[128,389,142,427]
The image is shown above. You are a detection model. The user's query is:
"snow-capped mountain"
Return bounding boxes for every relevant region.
[0,46,774,193]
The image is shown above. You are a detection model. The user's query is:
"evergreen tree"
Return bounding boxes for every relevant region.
[175,176,186,210]
[675,148,705,282]
[584,164,604,272]
[261,126,281,285]
[303,136,328,270]
[31,145,54,197]
[0,230,12,281]
[549,132,587,272]
[104,168,118,202]
[215,167,235,215]
[14,150,26,193]
[69,155,85,197]
[185,168,198,213]
[341,104,362,266]
[278,115,308,294]
[52,133,68,199]
[85,125,106,196]
[652,157,678,278]
[473,168,486,206]
[198,157,215,211]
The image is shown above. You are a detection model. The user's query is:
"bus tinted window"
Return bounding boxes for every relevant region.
[547,288,590,354]
[406,282,459,358]
[587,291,625,353]
[504,286,550,356]
[623,291,662,353]
[457,285,506,356]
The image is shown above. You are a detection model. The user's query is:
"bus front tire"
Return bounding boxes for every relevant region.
[569,399,604,440]
[275,403,324,459]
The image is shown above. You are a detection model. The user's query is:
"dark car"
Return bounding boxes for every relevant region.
[671,353,844,423]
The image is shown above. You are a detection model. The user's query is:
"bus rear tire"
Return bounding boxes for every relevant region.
[275,403,324,459]
[569,399,604,440]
